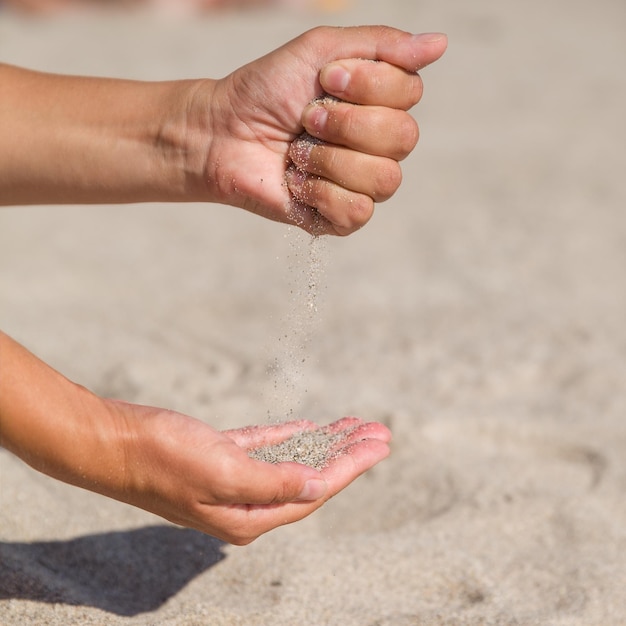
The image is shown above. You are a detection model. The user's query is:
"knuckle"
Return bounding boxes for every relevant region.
[265,479,290,505]
[299,26,338,61]
[373,161,402,201]
[407,74,424,106]
[342,195,374,233]
[300,25,327,46]
[320,147,343,179]
[336,104,359,143]
[228,533,257,547]
[393,115,420,159]
[351,61,381,98]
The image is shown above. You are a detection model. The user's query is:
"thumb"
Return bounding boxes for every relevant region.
[299,26,448,73]
[224,454,328,505]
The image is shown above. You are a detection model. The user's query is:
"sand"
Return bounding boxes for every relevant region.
[248,425,353,469]
[1,0,626,624]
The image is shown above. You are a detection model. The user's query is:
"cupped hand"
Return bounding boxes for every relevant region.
[117,402,391,544]
[190,26,447,235]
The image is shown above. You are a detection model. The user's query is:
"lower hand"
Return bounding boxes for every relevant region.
[112,402,391,544]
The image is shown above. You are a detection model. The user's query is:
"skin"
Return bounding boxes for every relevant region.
[0,332,391,545]
[0,26,447,544]
[0,26,447,234]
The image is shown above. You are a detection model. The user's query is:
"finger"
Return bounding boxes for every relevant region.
[323,416,365,432]
[302,102,419,161]
[320,59,424,109]
[321,436,391,484]
[321,418,393,460]
[285,166,374,236]
[325,417,393,445]
[297,26,447,74]
[290,137,402,203]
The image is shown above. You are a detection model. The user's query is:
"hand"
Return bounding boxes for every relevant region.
[189,26,447,235]
[113,404,391,544]
[0,26,445,221]
[1,311,391,547]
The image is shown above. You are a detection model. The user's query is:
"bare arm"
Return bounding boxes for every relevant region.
[0,331,391,544]
[0,64,205,204]
[0,26,446,543]
[0,26,447,234]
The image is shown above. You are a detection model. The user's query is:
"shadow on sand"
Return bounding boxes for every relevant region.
[0,525,226,616]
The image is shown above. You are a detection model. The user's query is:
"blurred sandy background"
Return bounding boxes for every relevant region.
[1,0,625,624]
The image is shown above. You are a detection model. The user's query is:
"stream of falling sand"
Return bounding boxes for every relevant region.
[253,130,355,468]
[265,225,328,423]
[254,226,355,469]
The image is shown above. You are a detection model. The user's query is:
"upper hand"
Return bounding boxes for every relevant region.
[188,26,447,235]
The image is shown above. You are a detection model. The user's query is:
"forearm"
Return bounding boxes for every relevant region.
[0,331,127,493]
[0,64,210,205]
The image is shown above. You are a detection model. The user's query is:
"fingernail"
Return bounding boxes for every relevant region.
[412,32,447,43]
[289,134,317,168]
[323,64,350,93]
[297,478,327,501]
[303,105,328,135]
[285,166,307,190]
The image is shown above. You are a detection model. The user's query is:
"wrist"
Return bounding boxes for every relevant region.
[168,77,226,204]
[152,77,218,203]
[0,332,127,494]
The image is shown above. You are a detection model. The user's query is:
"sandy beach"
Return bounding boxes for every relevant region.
[1,0,625,624]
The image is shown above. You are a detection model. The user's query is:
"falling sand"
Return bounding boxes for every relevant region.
[265,134,330,424]
[265,230,327,420]
[255,136,337,466]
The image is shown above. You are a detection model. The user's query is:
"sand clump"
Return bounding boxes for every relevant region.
[248,426,353,470]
